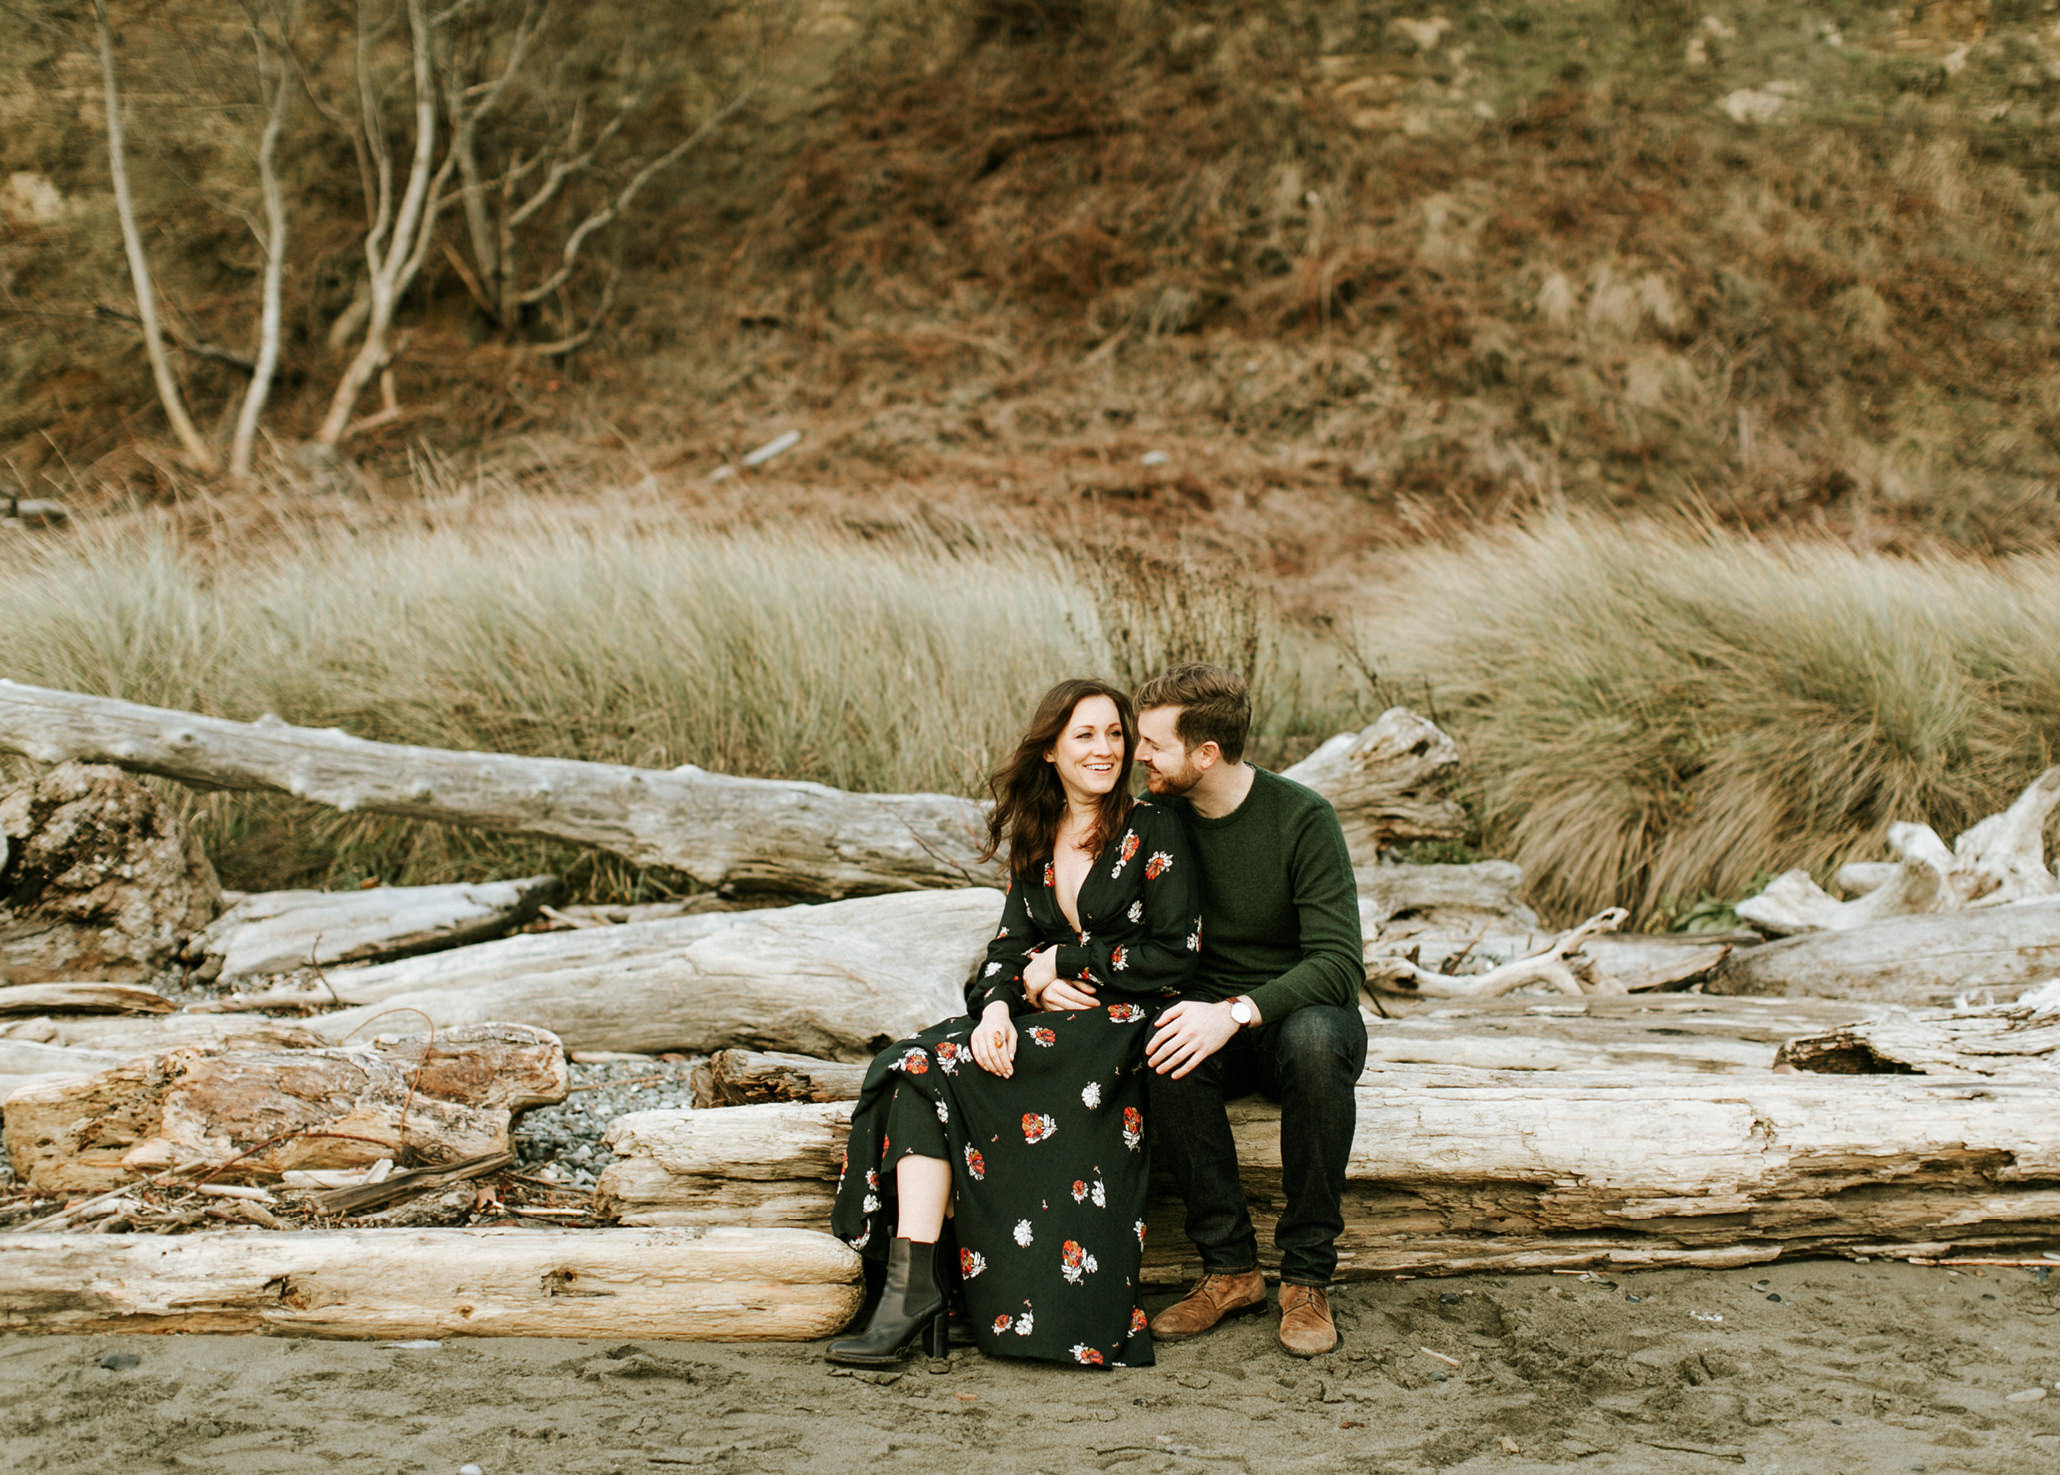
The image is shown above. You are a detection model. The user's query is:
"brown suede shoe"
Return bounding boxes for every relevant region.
[1278,1283,1338,1357]
[1149,1269,1267,1340]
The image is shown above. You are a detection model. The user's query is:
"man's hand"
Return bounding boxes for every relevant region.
[971,1001,1017,1077]
[1147,999,1240,1078]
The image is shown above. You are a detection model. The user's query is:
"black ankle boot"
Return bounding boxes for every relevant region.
[825,1236,949,1367]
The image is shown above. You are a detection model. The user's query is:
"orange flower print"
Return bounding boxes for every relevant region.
[896,1047,929,1075]
[934,1040,963,1075]
[1021,1112,1058,1144]
[1122,1106,1143,1151]
[1043,860,1056,888]
[1059,1240,1100,1284]
[1106,1002,1144,1023]
[1029,1026,1056,1046]
[1072,1344,1105,1366]
[996,924,1009,939]
[1111,944,1129,972]
[1109,831,1140,878]
[993,1314,1013,1334]
[960,1248,987,1279]
[1071,1179,1089,1203]
[1129,1307,1148,1336]
[963,1144,985,1179]
[1144,850,1173,880]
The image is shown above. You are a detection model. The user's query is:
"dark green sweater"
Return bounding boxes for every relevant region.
[1163,766,1364,1022]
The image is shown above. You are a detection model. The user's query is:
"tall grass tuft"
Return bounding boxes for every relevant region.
[1365,516,2060,926]
[2,505,1363,895]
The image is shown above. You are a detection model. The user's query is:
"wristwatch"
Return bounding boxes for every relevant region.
[1228,996,1255,1028]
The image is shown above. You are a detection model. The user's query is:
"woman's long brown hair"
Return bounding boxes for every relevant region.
[982,678,1138,888]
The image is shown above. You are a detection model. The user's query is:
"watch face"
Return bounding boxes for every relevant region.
[1230,1000,1252,1024]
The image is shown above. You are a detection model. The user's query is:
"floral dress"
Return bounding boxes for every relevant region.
[830,798,1200,1367]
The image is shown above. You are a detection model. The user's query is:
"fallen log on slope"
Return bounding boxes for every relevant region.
[295,890,1002,1059]
[3,1022,567,1193]
[0,681,1467,900]
[0,984,175,1016]
[194,876,566,981]
[0,1226,862,1340]
[1707,897,2060,1004]
[594,1069,2060,1279]
[0,679,992,898]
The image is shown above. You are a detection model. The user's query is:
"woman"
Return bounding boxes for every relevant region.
[827,678,1200,1368]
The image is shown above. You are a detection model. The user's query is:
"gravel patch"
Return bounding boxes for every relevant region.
[511,1057,703,1191]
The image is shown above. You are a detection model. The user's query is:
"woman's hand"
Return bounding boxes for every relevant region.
[971,1001,1017,1077]
[1022,947,1058,1005]
[1026,946,1098,1010]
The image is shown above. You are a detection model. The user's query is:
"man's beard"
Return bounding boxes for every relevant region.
[1143,759,1202,796]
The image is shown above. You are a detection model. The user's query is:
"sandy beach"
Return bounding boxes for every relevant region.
[5,1259,2057,1474]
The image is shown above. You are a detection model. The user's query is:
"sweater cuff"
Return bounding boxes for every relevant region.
[1242,983,1295,1025]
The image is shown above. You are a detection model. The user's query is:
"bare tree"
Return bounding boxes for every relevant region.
[230,1,298,481]
[90,0,216,471]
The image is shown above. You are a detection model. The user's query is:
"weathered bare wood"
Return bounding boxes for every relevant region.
[0,1039,125,1101]
[1708,897,2060,1003]
[1355,859,1537,933]
[296,890,1002,1059]
[1279,708,1467,861]
[595,1065,2060,1279]
[0,1014,325,1053]
[1775,981,2060,1076]
[0,1226,862,1340]
[1365,908,1628,998]
[196,875,566,981]
[3,1022,567,1193]
[305,1149,513,1216]
[0,984,175,1016]
[0,762,220,984]
[691,1049,869,1108]
[0,680,992,898]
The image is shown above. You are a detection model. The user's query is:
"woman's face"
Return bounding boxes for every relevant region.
[1045,694,1126,804]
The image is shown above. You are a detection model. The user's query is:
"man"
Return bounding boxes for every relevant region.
[1133,662,1367,1357]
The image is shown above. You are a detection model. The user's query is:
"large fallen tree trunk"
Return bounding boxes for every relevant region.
[289,890,1002,1059]
[0,680,992,898]
[0,681,1465,899]
[1774,982,2060,1076]
[596,1061,2060,1278]
[0,1226,862,1340]
[0,1038,125,1099]
[1708,897,2060,1004]
[692,1050,870,1107]
[194,876,566,982]
[3,1022,567,1193]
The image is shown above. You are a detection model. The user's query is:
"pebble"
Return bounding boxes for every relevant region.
[459,1465,484,1475]
[1625,1294,1642,1304]
[1767,1293,1783,1303]
[98,1352,141,1371]
[2007,1388,2047,1403]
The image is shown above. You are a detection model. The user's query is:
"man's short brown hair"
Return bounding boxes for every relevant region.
[1134,662,1251,764]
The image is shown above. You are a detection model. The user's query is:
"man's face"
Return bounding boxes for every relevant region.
[1137,706,1206,796]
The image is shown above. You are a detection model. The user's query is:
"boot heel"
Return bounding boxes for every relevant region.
[924,1311,950,1358]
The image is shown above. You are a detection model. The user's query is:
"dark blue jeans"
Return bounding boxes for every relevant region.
[1147,1001,1367,1287]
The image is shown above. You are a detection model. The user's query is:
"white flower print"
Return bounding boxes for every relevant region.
[1059,1240,1100,1285]
[996,925,1009,939]
[1070,1344,1106,1366]
[1133,1219,1147,1248]
[1080,1081,1102,1109]
[934,1040,963,1075]
[1091,1179,1106,1208]
[1021,1113,1058,1144]
[1013,1219,1034,1247]
[983,961,1002,977]
[1127,899,1143,923]
[1121,1106,1143,1151]
[1111,945,1129,972]
[1109,830,1140,878]
[934,1100,949,1124]
[960,1249,988,1279]
[1015,1310,1034,1336]
[862,1193,880,1214]
[852,1223,871,1249]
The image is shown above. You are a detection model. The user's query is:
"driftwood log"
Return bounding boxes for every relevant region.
[1708,897,2060,1004]
[1355,859,1537,934]
[1278,707,1467,861]
[0,679,992,898]
[691,1049,869,1107]
[0,681,1467,899]
[286,890,1003,1059]
[0,1226,862,1340]
[0,1038,125,1099]
[1364,908,1629,999]
[3,1022,567,1193]
[1738,767,2060,934]
[195,876,566,981]
[594,1059,2060,1279]
[0,761,220,984]
[0,1012,325,1052]
[0,983,175,1016]
[1774,981,2060,1076]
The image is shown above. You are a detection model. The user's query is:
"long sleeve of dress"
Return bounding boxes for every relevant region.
[1051,803,1200,997]
[965,876,1042,1016]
